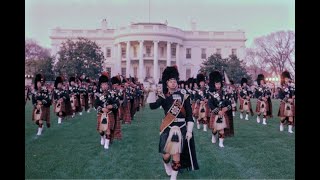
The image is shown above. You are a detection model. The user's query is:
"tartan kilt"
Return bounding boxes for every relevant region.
[209,112,230,131]
[256,100,273,117]
[191,101,195,112]
[205,103,210,117]
[88,94,94,108]
[193,102,199,118]
[278,101,295,117]
[32,106,50,122]
[118,106,124,120]
[54,101,67,117]
[123,103,132,124]
[96,112,115,132]
[239,98,252,112]
[112,113,122,140]
[64,101,74,116]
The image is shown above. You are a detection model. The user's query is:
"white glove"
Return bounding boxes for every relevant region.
[186,121,194,141]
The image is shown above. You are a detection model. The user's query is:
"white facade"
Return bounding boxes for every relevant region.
[50,20,246,82]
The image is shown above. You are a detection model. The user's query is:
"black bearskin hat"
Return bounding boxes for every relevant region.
[209,71,223,85]
[241,78,248,86]
[196,73,205,85]
[185,78,191,88]
[179,80,185,86]
[34,74,45,90]
[111,76,121,85]
[162,66,179,94]
[69,77,76,85]
[130,77,136,84]
[98,74,109,87]
[54,76,63,88]
[280,71,292,85]
[256,74,265,86]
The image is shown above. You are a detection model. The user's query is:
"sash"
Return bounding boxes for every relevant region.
[160,94,189,135]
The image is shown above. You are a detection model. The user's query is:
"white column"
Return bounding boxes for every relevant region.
[139,40,144,82]
[126,41,130,78]
[166,42,171,66]
[176,43,180,68]
[153,41,159,83]
[117,43,122,76]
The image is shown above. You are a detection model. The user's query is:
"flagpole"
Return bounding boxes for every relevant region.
[149,0,150,22]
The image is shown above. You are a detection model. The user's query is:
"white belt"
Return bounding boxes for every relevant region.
[169,123,186,129]
[174,118,186,122]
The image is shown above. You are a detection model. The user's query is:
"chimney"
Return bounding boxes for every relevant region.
[101,19,108,30]
[191,19,196,31]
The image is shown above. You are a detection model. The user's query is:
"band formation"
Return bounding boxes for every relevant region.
[25,66,295,180]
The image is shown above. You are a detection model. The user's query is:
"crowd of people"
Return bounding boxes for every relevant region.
[25,67,295,180]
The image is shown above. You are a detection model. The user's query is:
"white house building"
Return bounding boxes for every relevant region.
[50,19,246,82]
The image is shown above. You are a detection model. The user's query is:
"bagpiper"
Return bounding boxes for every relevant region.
[53,76,70,124]
[239,78,254,120]
[208,71,232,147]
[255,74,273,125]
[148,66,199,179]
[31,74,52,135]
[278,71,295,133]
[94,72,120,149]
[194,73,210,131]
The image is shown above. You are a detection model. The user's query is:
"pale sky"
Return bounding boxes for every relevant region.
[25,0,295,49]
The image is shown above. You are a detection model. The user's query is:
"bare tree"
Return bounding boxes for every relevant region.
[244,48,270,79]
[25,39,51,61]
[252,31,295,77]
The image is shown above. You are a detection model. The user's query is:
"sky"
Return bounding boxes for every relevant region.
[25,0,294,49]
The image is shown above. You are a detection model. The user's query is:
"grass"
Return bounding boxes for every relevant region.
[25,99,294,179]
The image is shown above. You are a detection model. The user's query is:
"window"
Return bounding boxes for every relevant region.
[160,47,165,57]
[216,48,221,55]
[121,68,126,77]
[186,48,191,59]
[146,46,151,56]
[186,68,191,79]
[106,67,111,75]
[146,66,151,78]
[133,46,137,57]
[121,48,126,58]
[201,48,206,59]
[232,49,237,56]
[171,47,176,57]
[134,67,138,78]
[106,48,111,57]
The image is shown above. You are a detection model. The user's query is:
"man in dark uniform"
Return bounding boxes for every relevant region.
[31,74,52,135]
[94,72,120,149]
[53,76,70,124]
[208,71,232,147]
[148,66,199,180]
[255,74,273,125]
[278,71,295,133]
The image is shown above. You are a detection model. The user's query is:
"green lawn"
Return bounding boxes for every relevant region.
[25,99,294,179]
